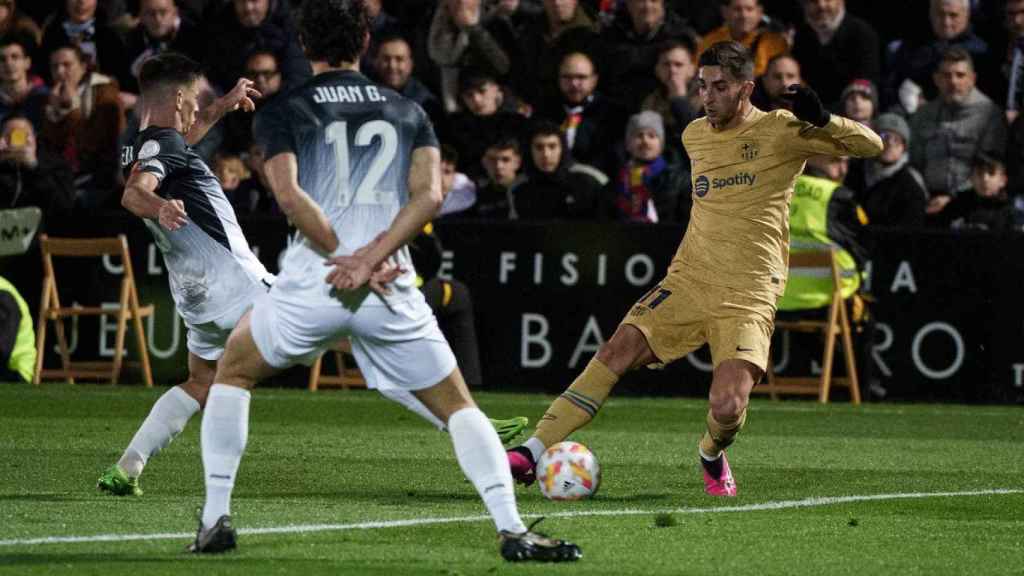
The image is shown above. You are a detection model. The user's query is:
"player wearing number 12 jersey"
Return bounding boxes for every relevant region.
[189,0,579,562]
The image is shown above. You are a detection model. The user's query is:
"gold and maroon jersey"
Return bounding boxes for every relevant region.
[674,108,882,298]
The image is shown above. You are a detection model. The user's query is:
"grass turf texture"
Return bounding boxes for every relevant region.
[1,384,1022,575]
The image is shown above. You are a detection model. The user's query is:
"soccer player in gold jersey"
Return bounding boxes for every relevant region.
[507,41,883,496]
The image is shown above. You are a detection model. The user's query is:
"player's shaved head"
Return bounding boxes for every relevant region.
[298,0,372,66]
[139,51,204,96]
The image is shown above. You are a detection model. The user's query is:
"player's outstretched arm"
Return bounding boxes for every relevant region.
[263,151,339,255]
[185,78,261,146]
[122,169,187,230]
[781,84,883,159]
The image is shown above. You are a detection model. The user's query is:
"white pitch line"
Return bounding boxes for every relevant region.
[1,488,1020,547]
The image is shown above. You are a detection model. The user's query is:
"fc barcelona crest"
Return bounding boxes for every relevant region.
[740,142,759,161]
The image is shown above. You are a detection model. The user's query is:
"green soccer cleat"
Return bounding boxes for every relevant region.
[490,416,529,445]
[97,464,143,496]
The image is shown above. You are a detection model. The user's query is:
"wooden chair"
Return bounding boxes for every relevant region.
[33,234,155,387]
[308,338,367,391]
[760,248,861,405]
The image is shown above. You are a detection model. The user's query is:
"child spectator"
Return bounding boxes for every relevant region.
[941,153,1024,231]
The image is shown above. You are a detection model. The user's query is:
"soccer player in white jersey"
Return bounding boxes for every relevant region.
[188,0,581,563]
[98,53,271,497]
[99,53,527,498]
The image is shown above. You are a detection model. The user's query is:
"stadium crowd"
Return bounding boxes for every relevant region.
[3,0,1024,232]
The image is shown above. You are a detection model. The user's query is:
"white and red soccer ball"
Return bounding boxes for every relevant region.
[536,441,601,500]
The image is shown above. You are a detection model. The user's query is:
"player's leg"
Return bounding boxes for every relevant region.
[414,369,581,562]
[700,310,773,497]
[98,352,215,496]
[193,311,278,552]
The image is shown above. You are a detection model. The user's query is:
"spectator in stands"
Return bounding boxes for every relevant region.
[0,34,46,130]
[885,0,994,108]
[537,50,625,178]
[611,110,690,223]
[513,120,604,220]
[939,152,1024,231]
[858,113,928,227]
[438,67,524,182]
[909,47,1006,213]
[221,50,282,155]
[697,0,788,77]
[124,0,204,96]
[839,78,878,125]
[751,52,802,111]
[39,0,132,91]
[1002,0,1024,123]
[371,34,443,123]
[423,0,512,114]
[600,0,697,111]
[483,0,541,39]
[439,144,478,217]
[641,38,699,163]
[472,135,522,218]
[203,0,311,94]
[791,0,880,107]
[511,0,599,108]
[212,153,261,214]
[0,115,74,220]
[42,43,125,207]
[0,0,41,45]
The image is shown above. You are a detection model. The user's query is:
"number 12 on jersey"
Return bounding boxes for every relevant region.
[326,120,398,207]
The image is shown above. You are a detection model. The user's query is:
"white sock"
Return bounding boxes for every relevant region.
[448,407,527,534]
[118,386,200,478]
[376,387,447,431]
[699,446,722,461]
[201,384,250,530]
[523,437,546,463]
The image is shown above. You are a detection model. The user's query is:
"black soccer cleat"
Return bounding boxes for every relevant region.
[188,514,237,554]
[499,518,581,562]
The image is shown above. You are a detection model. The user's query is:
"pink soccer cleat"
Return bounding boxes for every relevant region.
[702,453,737,497]
[507,448,537,486]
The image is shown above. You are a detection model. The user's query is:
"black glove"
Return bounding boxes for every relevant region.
[779,84,830,128]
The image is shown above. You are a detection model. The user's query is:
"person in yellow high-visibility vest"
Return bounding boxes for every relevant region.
[0,275,36,383]
[779,154,868,312]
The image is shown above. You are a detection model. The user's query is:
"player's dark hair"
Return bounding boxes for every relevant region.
[298,0,371,67]
[698,41,754,82]
[138,51,204,95]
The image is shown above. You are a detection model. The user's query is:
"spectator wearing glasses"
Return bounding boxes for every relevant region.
[222,50,281,156]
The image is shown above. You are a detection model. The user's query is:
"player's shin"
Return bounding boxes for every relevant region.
[119,386,201,477]
[531,357,619,458]
[698,409,747,473]
[448,407,527,535]
[200,384,250,530]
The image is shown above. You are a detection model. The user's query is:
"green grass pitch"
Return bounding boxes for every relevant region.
[1,384,1022,575]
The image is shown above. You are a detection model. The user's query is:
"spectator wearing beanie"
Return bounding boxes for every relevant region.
[858,113,928,228]
[839,78,878,125]
[611,111,691,223]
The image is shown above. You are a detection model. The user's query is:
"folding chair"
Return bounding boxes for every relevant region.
[760,248,861,404]
[308,338,367,391]
[33,234,155,387]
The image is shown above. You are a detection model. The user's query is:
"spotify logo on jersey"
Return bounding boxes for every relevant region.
[695,175,710,197]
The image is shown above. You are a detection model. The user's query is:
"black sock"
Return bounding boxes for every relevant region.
[700,453,724,479]
[511,445,535,465]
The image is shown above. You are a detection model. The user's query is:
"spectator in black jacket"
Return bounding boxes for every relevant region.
[599,0,698,111]
[941,152,1024,231]
[858,113,928,228]
[202,0,311,94]
[124,0,205,96]
[611,110,690,223]
[0,114,73,220]
[471,134,522,219]
[640,38,699,165]
[39,0,132,92]
[513,120,604,220]
[371,34,444,124]
[537,50,626,178]
[791,0,880,108]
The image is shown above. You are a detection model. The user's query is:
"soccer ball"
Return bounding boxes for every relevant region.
[536,441,601,501]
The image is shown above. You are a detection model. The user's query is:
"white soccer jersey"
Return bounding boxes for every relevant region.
[122,127,273,325]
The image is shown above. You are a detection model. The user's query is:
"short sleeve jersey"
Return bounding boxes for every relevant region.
[121,127,272,324]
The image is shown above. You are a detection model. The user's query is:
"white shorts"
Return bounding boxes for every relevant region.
[186,300,255,361]
[250,290,457,392]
